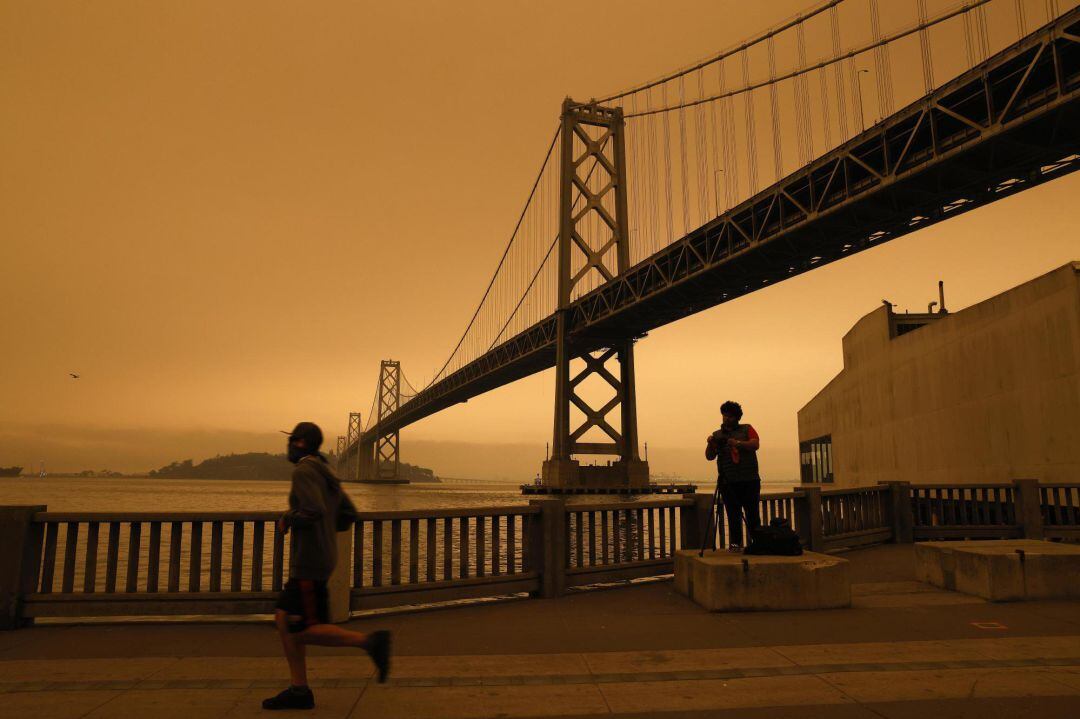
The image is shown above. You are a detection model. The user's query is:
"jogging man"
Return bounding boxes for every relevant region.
[263,421,391,711]
[705,401,761,551]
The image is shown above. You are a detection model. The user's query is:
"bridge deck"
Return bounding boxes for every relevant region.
[4,544,1080,717]
[360,8,1080,445]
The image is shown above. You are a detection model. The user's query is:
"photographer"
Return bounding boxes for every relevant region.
[705,401,761,551]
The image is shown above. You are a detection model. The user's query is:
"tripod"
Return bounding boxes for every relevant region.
[699,481,752,557]
[699,481,723,557]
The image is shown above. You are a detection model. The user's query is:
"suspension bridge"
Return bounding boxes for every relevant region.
[334,0,1080,488]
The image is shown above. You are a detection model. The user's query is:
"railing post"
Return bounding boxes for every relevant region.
[328,526,353,623]
[1014,479,1044,540]
[794,487,824,552]
[0,506,46,630]
[528,498,566,598]
[679,493,713,550]
[880,481,914,543]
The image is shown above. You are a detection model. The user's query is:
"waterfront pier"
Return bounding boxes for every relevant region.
[2,542,1080,717]
[2,480,1080,716]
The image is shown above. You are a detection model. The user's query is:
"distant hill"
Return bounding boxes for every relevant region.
[147,452,437,482]
[149,452,293,481]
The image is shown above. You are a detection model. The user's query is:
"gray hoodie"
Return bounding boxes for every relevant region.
[283,455,356,581]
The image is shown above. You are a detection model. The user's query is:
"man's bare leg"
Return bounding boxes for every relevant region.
[294,624,370,648]
[275,610,308,687]
[294,623,392,683]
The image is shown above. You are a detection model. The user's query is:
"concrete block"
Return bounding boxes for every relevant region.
[915,539,1080,601]
[674,550,851,611]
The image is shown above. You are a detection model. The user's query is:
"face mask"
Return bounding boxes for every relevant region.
[287,444,306,464]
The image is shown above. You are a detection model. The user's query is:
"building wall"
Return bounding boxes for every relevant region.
[798,262,1080,487]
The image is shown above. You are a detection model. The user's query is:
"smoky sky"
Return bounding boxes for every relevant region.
[2,0,1077,478]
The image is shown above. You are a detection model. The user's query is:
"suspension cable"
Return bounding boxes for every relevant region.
[422,126,559,388]
[596,0,846,103]
[624,0,994,119]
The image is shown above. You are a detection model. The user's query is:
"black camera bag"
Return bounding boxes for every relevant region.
[744,517,803,556]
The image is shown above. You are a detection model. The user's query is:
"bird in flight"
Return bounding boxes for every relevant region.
[69,373,80,379]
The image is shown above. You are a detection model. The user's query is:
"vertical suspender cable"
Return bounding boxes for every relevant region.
[646,87,660,254]
[678,76,691,236]
[869,0,894,119]
[963,4,976,67]
[709,63,721,215]
[742,51,758,195]
[917,0,935,93]
[831,6,849,141]
[767,36,784,183]
[976,1,990,62]
[696,69,710,223]
[662,83,675,245]
[819,67,832,151]
[796,22,813,165]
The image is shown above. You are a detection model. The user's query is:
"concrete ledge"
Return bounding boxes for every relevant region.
[674,550,850,611]
[915,539,1080,602]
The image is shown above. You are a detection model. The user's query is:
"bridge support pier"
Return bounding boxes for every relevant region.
[540,99,649,492]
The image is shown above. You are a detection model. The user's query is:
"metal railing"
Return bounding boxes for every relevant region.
[565,499,692,588]
[2,479,1077,628]
[349,506,541,610]
[910,484,1022,539]
[1040,483,1080,540]
[23,512,286,619]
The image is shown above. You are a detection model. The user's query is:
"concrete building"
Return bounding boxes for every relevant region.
[798,262,1080,488]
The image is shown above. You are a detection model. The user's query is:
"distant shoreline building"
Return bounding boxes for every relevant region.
[798,262,1080,488]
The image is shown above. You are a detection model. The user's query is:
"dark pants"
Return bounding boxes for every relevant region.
[718,481,761,546]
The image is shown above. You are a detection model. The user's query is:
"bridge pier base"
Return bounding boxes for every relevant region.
[541,458,649,491]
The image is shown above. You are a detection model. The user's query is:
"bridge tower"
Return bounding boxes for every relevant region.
[360,359,408,484]
[335,435,346,473]
[341,411,363,481]
[542,98,649,490]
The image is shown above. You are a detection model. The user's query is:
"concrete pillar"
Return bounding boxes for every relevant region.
[529,498,566,598]
[794,487,824,552]
[679,492,714,550]
[0,506,46,630]
[1014,478,1045,539]
[880,481,914,543]
[327,529,354,623]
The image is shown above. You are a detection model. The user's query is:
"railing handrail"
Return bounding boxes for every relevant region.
[355,505,538,521]
[32,505,542,524]
[909,483,1020,490]
[820,486,888,496]
[33,511,283,522]
[566,498,694,512]
[761,491,800,500]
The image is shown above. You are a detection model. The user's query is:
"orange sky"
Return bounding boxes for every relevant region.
[2,0,1077,480]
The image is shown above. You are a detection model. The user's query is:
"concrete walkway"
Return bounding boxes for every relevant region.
[2,545,1079,718]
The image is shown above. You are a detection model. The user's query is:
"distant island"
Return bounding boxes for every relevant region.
[148,452,438,482]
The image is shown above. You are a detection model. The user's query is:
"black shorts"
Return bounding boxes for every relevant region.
[275,579,329,632]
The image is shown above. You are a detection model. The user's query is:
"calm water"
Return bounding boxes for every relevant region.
[0,476,796,512]
[0,477,530,513]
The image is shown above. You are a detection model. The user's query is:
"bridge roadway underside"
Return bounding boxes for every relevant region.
[363,11,1080,444]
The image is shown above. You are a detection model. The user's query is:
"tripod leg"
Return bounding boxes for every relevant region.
[699,483,722,557]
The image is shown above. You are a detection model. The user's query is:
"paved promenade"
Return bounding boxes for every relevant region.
[2,545,1079,718]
